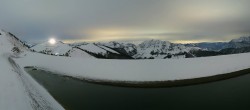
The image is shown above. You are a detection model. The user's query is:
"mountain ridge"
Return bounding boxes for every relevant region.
[3,29,250,59]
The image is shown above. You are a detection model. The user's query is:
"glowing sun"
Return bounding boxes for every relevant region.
[48,38,56,45]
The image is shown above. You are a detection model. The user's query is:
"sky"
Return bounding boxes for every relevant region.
[0,0,250,43]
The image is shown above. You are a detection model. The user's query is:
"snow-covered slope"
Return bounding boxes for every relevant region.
[78,43,120,55]
[31,41,72,55]
[0,30,64,110]
[0,29,30,52]
[66,47,95,58]
[31,40,95,59]
[32,41,132,59]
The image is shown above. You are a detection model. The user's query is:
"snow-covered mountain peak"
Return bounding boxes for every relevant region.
[133,39,200,59]
[139,39,171,49]
[101,41,136,48]
[230,36,250,43]
[106,41,123,48]
[226,36,250,48]
[97,41,137,56]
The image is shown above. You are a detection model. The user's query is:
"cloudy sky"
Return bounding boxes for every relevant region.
[0,0,250,43]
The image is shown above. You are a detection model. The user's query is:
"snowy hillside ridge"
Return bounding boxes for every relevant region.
[0,29,30,52]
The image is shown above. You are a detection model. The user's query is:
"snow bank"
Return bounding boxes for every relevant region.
[16,52,250,82]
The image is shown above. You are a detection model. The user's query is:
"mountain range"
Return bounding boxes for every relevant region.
[29,35,250,59]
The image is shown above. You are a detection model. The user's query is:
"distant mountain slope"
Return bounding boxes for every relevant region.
[31,41,72,56]
[227,36,250,48]
[97,41,137,56]
[188,36,250,51]
[186,42,228,51]
[78,43,117,55]
[65,47,95,58]
[190,46,250,58]
[220,46,250,54]
[76,43,133,59]
[32,40,133,59]
[99,36,250,59]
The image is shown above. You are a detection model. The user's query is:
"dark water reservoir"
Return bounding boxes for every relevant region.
[25,68,250,110]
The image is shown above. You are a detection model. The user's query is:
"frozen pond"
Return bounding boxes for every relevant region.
[25,68,250,110]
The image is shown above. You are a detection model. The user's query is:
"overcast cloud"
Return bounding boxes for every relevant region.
[0,0,250,43]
